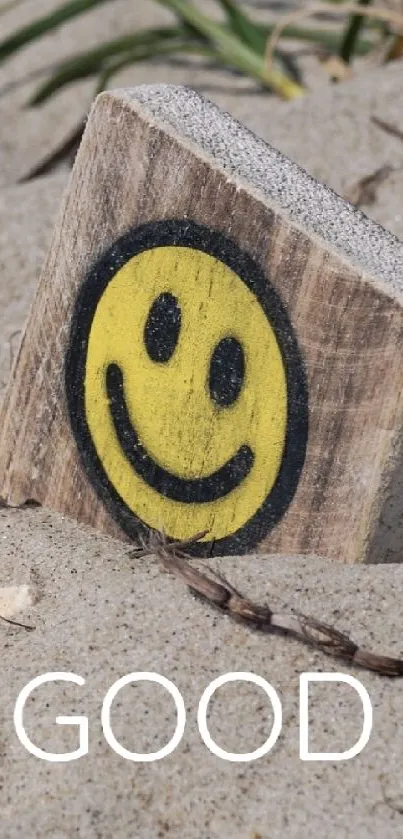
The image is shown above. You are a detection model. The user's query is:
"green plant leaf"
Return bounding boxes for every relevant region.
[29,33,214,104]
[217,0,373,56]
[216,0,302,83]
[0,0,376,106]
[216,0,264,51]
[255,21,373,56]
[0,0,115,63]
[339,0,373,63]
[95,41,217,94]
[154,0,305,99]
[28,24,187,103]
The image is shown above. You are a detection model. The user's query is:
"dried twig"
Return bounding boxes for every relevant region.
[371,115,403,143]
[131,530,403,678]
[18,118,85,183]
[265,3,403,71]
[0,583,36,631]
[343,115,403,207]
[343,164,394,207]
[0,614,34,630]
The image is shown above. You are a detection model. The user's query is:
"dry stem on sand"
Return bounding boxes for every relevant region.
[131,531,403,678]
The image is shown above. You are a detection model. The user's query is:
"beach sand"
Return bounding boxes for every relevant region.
[1,1,403,835]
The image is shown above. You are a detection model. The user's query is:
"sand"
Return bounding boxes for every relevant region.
[1,506,403,838]
[1,0,403,835]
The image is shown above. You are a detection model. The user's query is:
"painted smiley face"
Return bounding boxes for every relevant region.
[66,220,308,555]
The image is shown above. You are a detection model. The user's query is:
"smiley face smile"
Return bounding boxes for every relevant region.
[66,219,308,555]
[106,362,255,503]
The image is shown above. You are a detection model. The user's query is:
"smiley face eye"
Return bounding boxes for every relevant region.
[209,336,245,408]
[144,292,181,363]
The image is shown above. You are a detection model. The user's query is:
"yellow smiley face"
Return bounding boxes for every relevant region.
[66,221,308,555]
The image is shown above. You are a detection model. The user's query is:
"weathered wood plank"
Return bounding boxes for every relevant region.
[1,85,403,561]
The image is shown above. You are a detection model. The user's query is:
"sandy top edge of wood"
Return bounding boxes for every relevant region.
[105,84,403,299]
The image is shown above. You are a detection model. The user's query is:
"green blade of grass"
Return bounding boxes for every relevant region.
[29,36,214,104]
[94,41,217,94]
[28,56,108,103]
[155,0,305,99]
[27,25,187,104]
[0,0,115,63]
[216,0,302,83]
[216,0,264,52]
[175,1,374,57]
[255,21,374,56]
[67,25,188,64]
[339,0,373,63]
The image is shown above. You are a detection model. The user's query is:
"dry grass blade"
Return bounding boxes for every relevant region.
[0,614,34,630]
[229,16,374,56]
[265,2,403,70]
[386,32,403,61]
[130,530,403,677]
[343,164,394,207]
[18,119,85,182]
[215,0,301,83]
[371,115,403,142]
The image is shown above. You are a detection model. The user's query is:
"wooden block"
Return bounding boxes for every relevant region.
[1,85,403,561]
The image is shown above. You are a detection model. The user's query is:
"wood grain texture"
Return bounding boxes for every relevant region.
[1,87,403,561]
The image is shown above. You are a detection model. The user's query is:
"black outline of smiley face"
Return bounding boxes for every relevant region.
[65,219,309,556]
